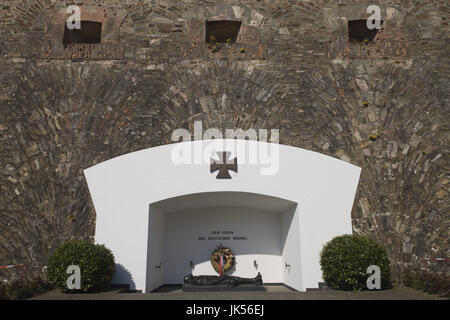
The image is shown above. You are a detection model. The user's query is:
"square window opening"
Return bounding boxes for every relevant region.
[205,20,242,44]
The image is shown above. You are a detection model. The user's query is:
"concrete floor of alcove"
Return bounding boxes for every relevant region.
[29,284,447,300]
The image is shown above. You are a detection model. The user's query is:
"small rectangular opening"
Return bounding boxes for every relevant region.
[348,19,383,43]
[63,21,102,45]
[205,20,242,43]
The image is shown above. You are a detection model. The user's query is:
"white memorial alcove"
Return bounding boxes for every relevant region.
[84,139,361,292]
[147,192,299,292]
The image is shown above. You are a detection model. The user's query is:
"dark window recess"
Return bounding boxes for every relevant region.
[205,20,242,43]
[348,19,384,43]
[63,21,102,46]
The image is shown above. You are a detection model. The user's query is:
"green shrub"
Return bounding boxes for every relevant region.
[403,267,450,297]
[47,240,115,293]
[0,282,7,300]
[320,234,391,291]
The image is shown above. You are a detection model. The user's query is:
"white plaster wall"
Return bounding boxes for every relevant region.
[162,207,283,285]
[146,206,164,292]
[84,139,361,292]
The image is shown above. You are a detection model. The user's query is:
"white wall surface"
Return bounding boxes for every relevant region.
[146,206,164,292]
[84,139,361,292]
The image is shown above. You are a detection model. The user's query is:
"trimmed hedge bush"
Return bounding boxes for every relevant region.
[403,267,450,297]
[47,240,115,292]
[320,234,391,291]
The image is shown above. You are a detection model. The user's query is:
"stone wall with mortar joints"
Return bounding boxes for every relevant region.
[0,0,448,280]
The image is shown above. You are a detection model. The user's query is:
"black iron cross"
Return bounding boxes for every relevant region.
[210,152,238,179]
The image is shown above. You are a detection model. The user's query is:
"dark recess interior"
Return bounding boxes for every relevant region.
[205,20,242,43]
[348,19,384,42]
[63,21,102,45]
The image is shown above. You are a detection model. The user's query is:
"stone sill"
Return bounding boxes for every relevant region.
[40,40,125,60]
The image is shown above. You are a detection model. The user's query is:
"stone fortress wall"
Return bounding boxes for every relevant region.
[0,0,448,280]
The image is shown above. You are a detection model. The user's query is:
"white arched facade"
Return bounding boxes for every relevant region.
[84,139,361,292]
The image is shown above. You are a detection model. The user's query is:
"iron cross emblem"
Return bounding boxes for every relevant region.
[210,152,238,179]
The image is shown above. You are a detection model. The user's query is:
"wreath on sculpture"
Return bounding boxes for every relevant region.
[210,244,235,275]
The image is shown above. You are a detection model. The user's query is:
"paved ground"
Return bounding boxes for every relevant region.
[30,285,447,300]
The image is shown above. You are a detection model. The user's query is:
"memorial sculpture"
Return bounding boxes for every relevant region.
[184,272,263,287]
